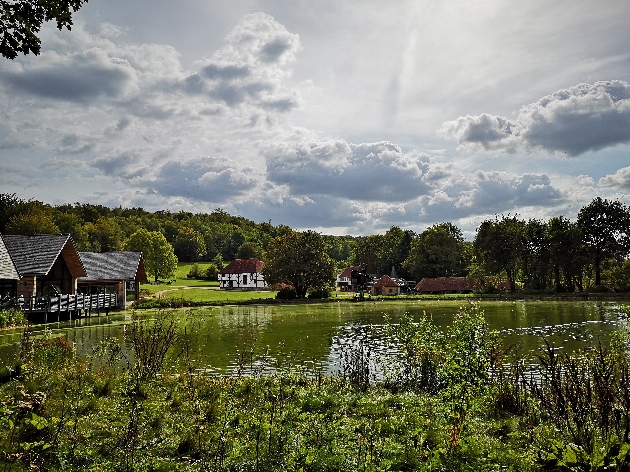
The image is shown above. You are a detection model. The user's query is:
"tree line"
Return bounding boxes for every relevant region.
[1,193,629,292]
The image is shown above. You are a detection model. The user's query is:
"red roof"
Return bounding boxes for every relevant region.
[338,265,363,278]
[220,258,265,275]
[373,274,400,288]
[415,277,471,292]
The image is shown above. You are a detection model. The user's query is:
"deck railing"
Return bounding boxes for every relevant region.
[17,293,118,314]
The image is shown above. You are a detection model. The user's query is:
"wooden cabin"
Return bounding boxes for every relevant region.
[1,234,87,298]
[78,251,148,306]
[0,236,20,307]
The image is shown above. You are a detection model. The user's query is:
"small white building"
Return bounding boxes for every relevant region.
[219,258,267,289]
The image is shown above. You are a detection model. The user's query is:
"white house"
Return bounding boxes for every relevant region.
[218,258,267,289]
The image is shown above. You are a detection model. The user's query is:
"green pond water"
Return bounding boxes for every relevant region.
[0,300,627,376]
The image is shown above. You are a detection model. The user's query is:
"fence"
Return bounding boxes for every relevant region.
[18,293,118,317]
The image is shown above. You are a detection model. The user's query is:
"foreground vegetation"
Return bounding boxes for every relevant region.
[2,305,630,471]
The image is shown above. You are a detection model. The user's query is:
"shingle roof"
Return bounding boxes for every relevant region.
[0,236,19,280]
[1,234,86,277]
[373,274,400,288]
[220,258,265,274]
[415,277,472,292]
[78,252,148,283]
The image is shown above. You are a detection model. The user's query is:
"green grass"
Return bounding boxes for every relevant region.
[141,262,221,294]
[161,288,275,303]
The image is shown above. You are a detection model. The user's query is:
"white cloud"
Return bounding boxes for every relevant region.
[264,140,431,202]
[440,81,630,156]
[599,166,630,191]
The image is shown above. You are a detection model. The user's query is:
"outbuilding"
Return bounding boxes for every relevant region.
[78,251,148,306]
[219,258,267,289]
[371,274,401,296]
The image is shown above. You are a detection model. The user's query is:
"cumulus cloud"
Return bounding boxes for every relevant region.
[599,166,630,190]
[440,81,630,156]
[264,140,432,202]
[3,48,138,102]
[146,157,261,203]
[181,12,302,111]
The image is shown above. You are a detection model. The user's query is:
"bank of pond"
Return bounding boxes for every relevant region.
[0,301,630,470]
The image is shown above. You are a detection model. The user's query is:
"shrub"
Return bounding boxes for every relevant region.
[0,308,27,328]
[276,287,296,300]
[187,263,201,278]
[203,263,218,280]
[308,287,330,299]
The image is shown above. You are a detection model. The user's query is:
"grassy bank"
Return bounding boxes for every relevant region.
[2,306,630,470]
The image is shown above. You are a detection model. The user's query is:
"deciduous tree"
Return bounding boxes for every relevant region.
[236,241,264,260]
[172,227,206,262]
[1,0,89,59]
[124,229,178,282]
[403,223,469,280]
[577,198,630,286]
[474,215,527,292]
[5,202,59,235]
[262,230,335,298]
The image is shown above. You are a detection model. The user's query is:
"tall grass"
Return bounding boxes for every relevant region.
[1,306,630,470]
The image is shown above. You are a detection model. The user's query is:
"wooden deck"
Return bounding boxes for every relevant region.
[18,293,118,318]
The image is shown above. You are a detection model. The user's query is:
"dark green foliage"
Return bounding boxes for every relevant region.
[0,0,88,60]
[173,227,206,262]
[235,241,264,260]
[275,287,296,300]
[403,222,470,280]
[308,287,331,299]
[578,197,630,286]
[0,308,26,328]
[263,230,335,298]
[475,215,527,292]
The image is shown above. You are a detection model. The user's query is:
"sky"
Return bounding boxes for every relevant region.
[1,0,630,238]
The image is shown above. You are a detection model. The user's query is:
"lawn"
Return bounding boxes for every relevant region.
[160,287,275,303]
[141,262,220,294]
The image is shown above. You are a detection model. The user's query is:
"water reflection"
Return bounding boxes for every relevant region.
[0,301,627,378]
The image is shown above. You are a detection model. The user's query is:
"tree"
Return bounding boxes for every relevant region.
[85,217,124,252]
[351,234,383,274]
[547,216,586,292]
[577,197,630,287]
[124,229,178,282]
[262,230,335,298]
[376,226,415,278]
[5,202,59,235]
[474,215,527,292]
[520,219,550,290]
[403,223,469,280]
[1,0,88,59]
[0,193,27,233]
[53,211,90,250]
[172,227,206,262]
[236,241,264,260]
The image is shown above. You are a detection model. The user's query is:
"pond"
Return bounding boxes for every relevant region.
[0,300,627,377]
